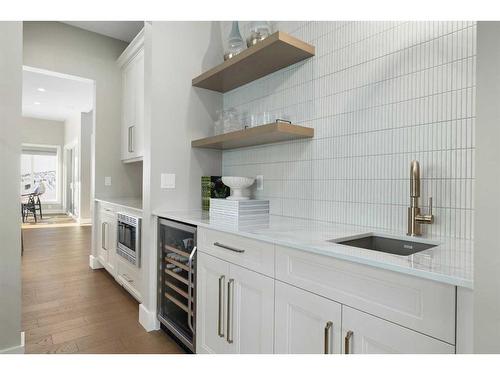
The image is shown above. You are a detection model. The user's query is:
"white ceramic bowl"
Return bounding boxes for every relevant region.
[222,176,255,200]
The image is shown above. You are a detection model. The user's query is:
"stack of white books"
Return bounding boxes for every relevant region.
[209,199,270,225]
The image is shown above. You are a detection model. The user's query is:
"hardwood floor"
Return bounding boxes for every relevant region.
[22,225,185,354]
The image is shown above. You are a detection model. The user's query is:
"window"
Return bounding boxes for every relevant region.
[21,145,59,203]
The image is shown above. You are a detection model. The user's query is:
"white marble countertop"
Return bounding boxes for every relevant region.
[95,197,143,212]
[153,209,473,289]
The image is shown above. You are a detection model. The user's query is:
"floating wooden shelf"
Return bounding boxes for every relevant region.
[191,122,314,150]
[192,31,315,93]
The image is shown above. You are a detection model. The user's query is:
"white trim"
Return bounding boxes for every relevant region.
[0,332,25,354]
[23,65,94,84]
[122,156,143,164]
[79,218,92,225]
[89,254,103,269]
[117,28,144,68]
[41,209,65,215]
[139,304,159,332]
[63,140,80,219]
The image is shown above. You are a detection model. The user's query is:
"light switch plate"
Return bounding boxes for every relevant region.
[256,175,264,191]
[161,173,176,189]
[105,176,112,186]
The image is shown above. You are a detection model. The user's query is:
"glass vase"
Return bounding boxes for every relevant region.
[224,21,245,61]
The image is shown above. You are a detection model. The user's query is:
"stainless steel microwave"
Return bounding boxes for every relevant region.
[117,212,141,267]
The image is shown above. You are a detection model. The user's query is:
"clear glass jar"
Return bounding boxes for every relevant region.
[223,108,241,133]
[247,21,272,47]
[214,109,224,135]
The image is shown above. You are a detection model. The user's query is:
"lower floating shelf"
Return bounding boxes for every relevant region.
[191,122,314,150]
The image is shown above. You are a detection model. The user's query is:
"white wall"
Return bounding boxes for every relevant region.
[474,21,500,353]
[64,111,81,146]
[21,116,64,146]
[140,21,223,326]
[23,21,143,200]
[149,21,223,212]
[222,21,476,240]
[0,21,23,353]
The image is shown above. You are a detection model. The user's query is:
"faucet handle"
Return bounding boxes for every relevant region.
[426,197,434,224]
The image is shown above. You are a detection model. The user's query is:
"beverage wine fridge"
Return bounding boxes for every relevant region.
[157,218,197,352]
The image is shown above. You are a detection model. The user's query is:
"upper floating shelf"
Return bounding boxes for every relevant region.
[192,31,315,93]
[191,122,314,150]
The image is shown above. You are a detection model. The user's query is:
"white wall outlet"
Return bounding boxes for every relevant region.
[256,175,264,191]
[104,176,112,186]
[161,173,176,189]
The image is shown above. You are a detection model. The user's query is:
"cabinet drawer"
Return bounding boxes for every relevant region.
[98,201,116,213]
[275,245,456,344]
[116,258,142,302]
[197,227,274,277]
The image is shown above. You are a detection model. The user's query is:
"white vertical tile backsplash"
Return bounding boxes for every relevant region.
[222,21,476,239]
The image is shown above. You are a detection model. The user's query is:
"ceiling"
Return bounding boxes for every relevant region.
[61,21,144,42]
[22,68,94,122]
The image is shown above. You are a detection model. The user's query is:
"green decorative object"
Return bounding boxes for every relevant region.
[202,176,230,211]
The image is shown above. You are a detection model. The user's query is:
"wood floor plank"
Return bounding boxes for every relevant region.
[22,225,185,354]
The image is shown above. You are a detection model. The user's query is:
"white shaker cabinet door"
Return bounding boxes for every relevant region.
[196,252,233,354]
[96,212,108,266]
[228,264,274,354]
[120,48,144,161]
[101,210,117,276]
[341,306,455,354]
[133,49,144,159]
[275,281,342,354]
[121,60,134,160]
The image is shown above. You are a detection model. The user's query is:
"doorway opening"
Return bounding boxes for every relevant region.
[21,66,95,227]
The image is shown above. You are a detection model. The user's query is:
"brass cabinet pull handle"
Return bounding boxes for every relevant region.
[213,242,245,253]
[128,126,134,153]
[227,278,235,343]
[324,321,333,354]
[101,222,105,249]
[218,275,225,338]
[101,222,108,250]
[344,331,353,354]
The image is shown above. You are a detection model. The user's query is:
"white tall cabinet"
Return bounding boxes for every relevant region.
[117,28,144,163]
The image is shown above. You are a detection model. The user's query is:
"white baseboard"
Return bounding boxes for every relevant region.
[79,218,92,225]
[89,254,103,269]
[139,304,160,332]
[43,209,65,215]
[0,332,25,354]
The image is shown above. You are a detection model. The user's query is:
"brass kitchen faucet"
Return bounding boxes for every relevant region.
[407,160,434,236]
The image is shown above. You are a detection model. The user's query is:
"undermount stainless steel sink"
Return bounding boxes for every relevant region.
[332,235,437,256]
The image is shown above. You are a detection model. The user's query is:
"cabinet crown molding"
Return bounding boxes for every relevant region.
[117,27,145,68]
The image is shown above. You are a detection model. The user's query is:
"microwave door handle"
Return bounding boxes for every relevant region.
[187,246,197,334]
